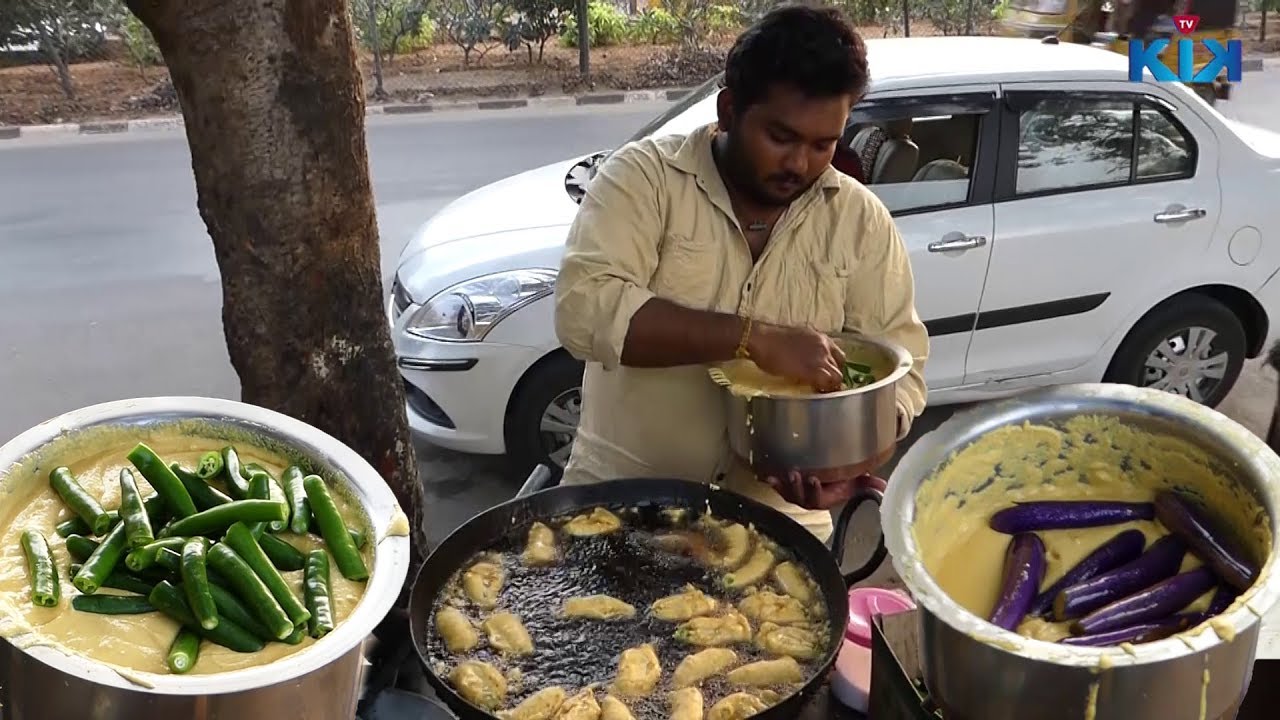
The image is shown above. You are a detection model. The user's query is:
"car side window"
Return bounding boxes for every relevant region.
[1016,98,1132,195]
[840,111,982,214]
[1013,96,1197,196]
[1136,106,1195,180]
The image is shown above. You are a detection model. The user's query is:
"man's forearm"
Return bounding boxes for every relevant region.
[619,298,746,368]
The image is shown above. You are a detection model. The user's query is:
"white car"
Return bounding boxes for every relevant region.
[387,35,1280,475]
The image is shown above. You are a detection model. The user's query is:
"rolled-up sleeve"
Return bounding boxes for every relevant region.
[843,195,930,439]
[554,144,664,370]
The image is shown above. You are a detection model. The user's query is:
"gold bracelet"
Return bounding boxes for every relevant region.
[735,315,753,359]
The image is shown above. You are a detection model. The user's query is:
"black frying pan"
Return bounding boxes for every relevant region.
[407,465,885,720]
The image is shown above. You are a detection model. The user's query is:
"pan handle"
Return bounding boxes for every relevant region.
[516,464,556,499]
[832,476,887,587]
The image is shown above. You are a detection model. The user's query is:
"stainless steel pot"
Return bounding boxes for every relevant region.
[882,383,1280,720]
[0,397,411,719]
[720,332,914,477]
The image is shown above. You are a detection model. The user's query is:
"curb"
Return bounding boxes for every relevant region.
[0,86,695,141]
[3,55,1272,141]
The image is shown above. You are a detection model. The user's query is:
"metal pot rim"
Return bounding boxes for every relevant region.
[0,396,411,694]
[882,383,1280,668]
[717,332,915,401]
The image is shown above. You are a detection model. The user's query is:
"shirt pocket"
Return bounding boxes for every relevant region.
[651,233,721,310]
[811,261,849,333]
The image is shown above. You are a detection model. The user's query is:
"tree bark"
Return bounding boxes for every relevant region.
[37,25,76,100]
[50,51,76,100]
[123,0,428,599]
[577,0,590,77]
[367,0,387,98]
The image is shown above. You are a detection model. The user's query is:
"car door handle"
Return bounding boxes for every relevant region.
[928,235,987,253]
[1153,208,1207,223]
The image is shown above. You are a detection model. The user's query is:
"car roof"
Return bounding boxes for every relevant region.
[637,37,1143,141]
[865,36,1132,89]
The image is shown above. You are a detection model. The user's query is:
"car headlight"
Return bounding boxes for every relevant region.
[405,269,558,342]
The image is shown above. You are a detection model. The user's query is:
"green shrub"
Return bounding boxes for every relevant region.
[120,13,161,69]
[504,0,574,62]
[560,0,628,47]
[627,8,681,44]
[356,0,437,61]
[653,0,743,48]
[705,3,743,34]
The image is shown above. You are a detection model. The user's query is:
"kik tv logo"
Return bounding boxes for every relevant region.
[1128,15,1243,83]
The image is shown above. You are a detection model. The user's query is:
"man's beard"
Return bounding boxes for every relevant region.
[722,131,810,207]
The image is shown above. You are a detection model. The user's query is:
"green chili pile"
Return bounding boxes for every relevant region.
[840,360,877,389]
[19,443,370,674]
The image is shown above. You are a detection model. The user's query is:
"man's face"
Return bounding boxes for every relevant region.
[718,84,853,206]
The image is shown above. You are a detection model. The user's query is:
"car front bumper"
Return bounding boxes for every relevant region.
[389,288,543,455]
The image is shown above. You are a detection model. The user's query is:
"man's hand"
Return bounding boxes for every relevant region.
[748,323,846,392]
[764,470,886,510]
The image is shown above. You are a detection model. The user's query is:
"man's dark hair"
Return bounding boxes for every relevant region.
[723,4,870,112]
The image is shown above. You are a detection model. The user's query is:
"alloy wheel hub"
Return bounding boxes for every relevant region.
[539,388,581,467]
[1141,326,1229,404]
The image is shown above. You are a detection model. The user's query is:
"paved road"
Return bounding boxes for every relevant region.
[2,67,1278,555]
[0,102,669,543]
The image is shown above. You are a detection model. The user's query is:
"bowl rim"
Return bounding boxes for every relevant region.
[882,383,1280,669]
[712,331,914,400]
[0,396,411,694]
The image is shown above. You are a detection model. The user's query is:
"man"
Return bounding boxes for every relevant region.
[553,5,928,541]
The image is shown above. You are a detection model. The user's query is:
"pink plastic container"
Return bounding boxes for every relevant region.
[831,587,916,713]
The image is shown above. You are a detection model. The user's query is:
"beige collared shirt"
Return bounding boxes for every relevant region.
[553,123,929,540]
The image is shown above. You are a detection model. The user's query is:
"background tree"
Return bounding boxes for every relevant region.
[118,12,162,79]
[433,0,506,68]
[503,0,574,63]
[121,0,429,596]
[0,0,120,99]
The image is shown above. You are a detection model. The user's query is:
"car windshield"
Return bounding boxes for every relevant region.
[625,73,724,144]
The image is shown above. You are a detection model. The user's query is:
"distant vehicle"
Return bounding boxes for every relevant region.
[998,0,1241,103]
[388,36,1280,475]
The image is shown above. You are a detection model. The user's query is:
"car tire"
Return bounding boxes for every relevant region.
[1103,294,1246,408]
[504,352,585,481]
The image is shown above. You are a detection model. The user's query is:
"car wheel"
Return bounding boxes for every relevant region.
[504,352,585,479]
[1103,294,1246,407]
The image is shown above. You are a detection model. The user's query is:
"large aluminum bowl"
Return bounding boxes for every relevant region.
[882,384,1280,720]
[0,397,411,719]
[719,332,914,477]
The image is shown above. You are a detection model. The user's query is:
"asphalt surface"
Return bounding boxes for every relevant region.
[2,67,1279,559]
[0,102,669,544]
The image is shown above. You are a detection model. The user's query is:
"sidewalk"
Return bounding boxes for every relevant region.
[0,87,695,141]
[5,54,1277,142]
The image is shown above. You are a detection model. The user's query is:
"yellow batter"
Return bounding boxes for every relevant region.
[712,344,891,399]
[912,416,1270,643]
[0,428,370,677]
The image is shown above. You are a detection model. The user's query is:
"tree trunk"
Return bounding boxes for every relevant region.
[51,52,76,100]
[577,0,590,77]
[37,26,76,100]
[367,0,387,99]
[123,0,428,600]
